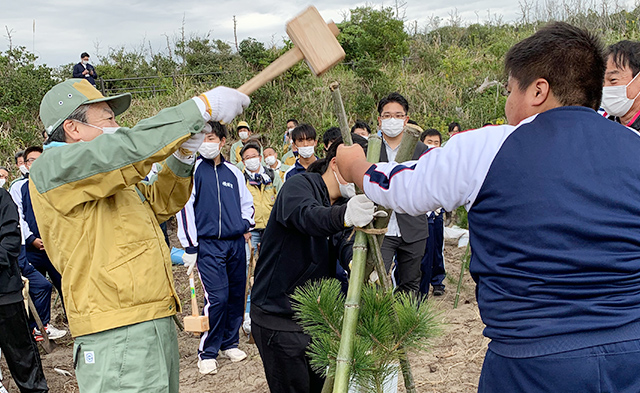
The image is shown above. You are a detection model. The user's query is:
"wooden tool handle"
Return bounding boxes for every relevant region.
[237,21,340,95]
[238,48,304,95]
[189,271,199,318]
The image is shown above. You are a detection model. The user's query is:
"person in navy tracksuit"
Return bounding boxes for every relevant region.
[177,122,255,375]
[339,22,640,392]
[10,146,66,340]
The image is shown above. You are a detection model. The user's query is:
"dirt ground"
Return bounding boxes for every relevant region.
[0,240,485,393]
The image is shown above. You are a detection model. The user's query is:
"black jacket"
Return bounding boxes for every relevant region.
[0,188,24,305]
[379,139,429,242]
[251,172,352,331]
[72,62,98,85]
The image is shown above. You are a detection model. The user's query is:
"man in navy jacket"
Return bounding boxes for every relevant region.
[338,22,640,392]
[72,52,98,86]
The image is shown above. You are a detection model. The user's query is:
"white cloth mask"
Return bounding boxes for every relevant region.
[199,142,220,159]
[426,144,436,150]
[264,155,277,166]
[19,165,29,175]
[0,179,6,188]
[298,146,315,159]
[381,118,405,138]
[244,157,261,172]
[334,170,356,199]
[602,73,640,117]
[239,131,249,140]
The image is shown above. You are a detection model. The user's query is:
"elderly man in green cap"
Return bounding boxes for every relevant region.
[28,78,249,392]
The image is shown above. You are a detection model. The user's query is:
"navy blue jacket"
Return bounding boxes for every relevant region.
[363,106,640,357]
[73,62,98,85]
[177,156,254,254]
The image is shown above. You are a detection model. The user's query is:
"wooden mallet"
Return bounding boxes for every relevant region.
[237,6,345,95]
[184,271,209,335]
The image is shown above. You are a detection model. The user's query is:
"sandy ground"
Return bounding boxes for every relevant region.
[1,240,485,393]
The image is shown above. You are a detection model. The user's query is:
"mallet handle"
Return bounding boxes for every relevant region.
[189,271,199,318]
[237,22,340,95]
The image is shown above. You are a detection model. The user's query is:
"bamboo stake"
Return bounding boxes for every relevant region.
[329,84,421,393]
[454,244,471,309]
[329,82,351,145]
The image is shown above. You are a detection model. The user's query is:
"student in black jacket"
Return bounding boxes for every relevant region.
[0,188,48,392]
[251,138,375,393]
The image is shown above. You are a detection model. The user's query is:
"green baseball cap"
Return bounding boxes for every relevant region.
[40,79,132,135]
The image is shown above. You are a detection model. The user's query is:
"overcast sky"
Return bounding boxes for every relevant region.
[1,0,636,68]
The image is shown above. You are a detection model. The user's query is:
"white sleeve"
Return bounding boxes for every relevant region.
[362,123,523,216]
[231,165,255,227]
[9,180,32,245]
[176,163,199,252]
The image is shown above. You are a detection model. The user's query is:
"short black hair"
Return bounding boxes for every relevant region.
[240,142,261,159]
[207,121,228,140]
[448,122,461,133]
[14,150,24,164]
[291,124,316,143]
[81,52,90,59]
[351,120,371,134]
[377,92,409,115]
[322,127,342,148]
[505,21,605,110]
[286,118,299,126]
[605,40,640,78]
[307,136,368,174]
[420,128,442,143]
[24,146,43,160]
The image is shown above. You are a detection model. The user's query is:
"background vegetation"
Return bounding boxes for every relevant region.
[2,0,640,176]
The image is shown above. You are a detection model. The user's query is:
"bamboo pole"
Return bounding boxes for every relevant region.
[329,84,421,393]
[329,82,352,145]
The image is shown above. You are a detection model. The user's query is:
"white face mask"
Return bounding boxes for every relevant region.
[426,144,436,150]
[0,179,6,188]
[199,142,220,159]
[82,60,88,65]
[381,118,405,138]
[239,131,249,140]
[287,127,295,133]
[244,157,261,172]
[19,165,29,175]
[602,73,640,117]
[264,155,277,166]
[333,170,356,199]
[298,145,315,159]
[78,121,120,135]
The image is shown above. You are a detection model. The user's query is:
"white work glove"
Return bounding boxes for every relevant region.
[201,86,250,124]
[173,132,206,164]
[344,194,376,228]
[182,252,197,276]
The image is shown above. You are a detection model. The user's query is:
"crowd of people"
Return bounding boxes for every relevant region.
[3,21,640,393]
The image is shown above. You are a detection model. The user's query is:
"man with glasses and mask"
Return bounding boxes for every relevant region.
[29,78,249,392]
[602,40,640,130]
[376,92,429,294]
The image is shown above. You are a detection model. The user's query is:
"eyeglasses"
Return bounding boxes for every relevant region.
[26,158,37,164]
[380,113,406,120]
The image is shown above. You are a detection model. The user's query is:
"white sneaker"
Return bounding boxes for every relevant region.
[34,324,67,340]
[197,358,218,375]
[219,348,247,363]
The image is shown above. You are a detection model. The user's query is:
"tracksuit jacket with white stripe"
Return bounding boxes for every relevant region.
[363,106,640,358]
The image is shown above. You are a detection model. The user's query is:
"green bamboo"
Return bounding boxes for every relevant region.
[333,231,369,393]
[454,244,471,309]
[329,82,352,145]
